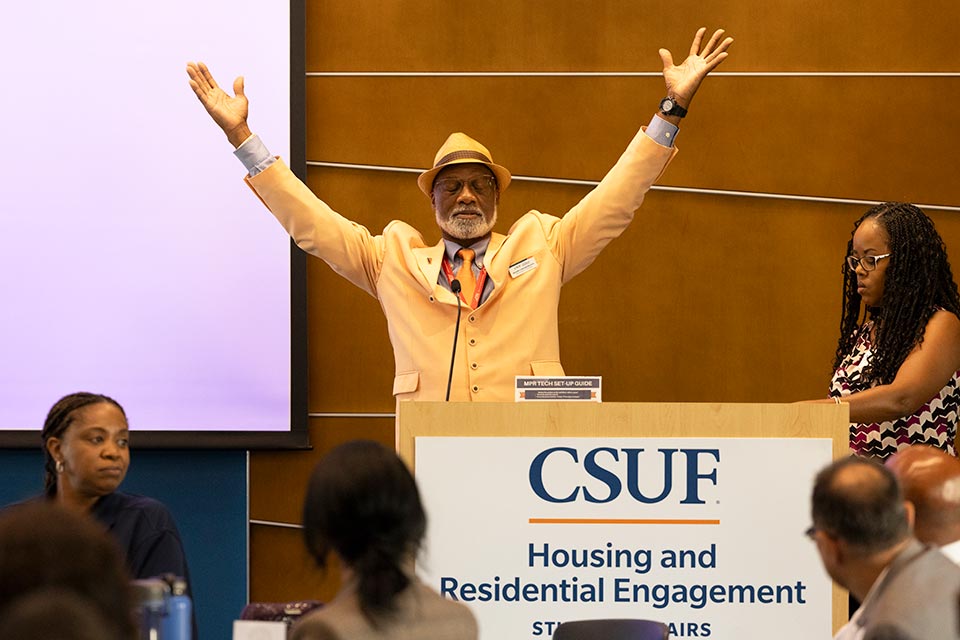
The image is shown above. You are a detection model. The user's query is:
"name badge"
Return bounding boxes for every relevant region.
[508,256,538,278]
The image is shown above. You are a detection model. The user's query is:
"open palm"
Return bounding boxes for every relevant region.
[186,61,251,146]
[659,28,733,105]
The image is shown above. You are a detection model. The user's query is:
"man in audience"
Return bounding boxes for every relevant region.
[886,444,960,564]
[808,456,960,639]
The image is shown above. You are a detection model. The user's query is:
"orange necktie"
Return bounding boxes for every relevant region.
[457,248,477,307]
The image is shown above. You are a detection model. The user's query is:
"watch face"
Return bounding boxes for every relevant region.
[660,98,675,112]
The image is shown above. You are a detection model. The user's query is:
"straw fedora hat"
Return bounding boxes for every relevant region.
[417,132,512,197]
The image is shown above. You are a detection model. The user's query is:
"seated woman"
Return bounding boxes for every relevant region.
[293,440,477,640]
[826,202,960,458]
[40,392,192,587]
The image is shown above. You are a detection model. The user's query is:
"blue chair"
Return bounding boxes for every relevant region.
[552,618,670,640]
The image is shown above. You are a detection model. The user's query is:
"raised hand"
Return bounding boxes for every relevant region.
[186,61,252,148]
[658,28,733,109]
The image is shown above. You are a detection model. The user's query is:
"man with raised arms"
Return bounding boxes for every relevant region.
[187,28,732,402]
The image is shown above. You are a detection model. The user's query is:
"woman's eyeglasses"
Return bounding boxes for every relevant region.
[846,253,892,272]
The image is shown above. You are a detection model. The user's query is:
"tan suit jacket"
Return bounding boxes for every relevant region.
[290,580,477,640]
[247,129,675,401]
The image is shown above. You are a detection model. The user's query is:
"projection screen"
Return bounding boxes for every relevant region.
[0,1,307,447]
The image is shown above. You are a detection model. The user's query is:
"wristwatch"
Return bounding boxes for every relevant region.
[658,96,687,118]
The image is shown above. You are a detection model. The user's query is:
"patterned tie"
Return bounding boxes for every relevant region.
[457,248,477,307]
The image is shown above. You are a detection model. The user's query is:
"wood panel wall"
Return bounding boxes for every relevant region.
[249,0,960,603]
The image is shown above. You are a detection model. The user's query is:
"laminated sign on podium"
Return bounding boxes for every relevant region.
[397,402,849,640]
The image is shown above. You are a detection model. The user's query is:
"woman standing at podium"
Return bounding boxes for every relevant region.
[826,202,960,459]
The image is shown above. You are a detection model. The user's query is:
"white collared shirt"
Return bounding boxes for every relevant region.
[939,539,960,566]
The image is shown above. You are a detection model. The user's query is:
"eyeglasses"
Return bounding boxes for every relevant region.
[846,253,892,272]
[804,525,817,540]
[434,176,497,197]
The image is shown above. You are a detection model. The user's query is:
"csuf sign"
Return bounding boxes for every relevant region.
[528,447,720,504]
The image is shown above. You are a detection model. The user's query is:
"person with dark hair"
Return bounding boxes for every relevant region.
[822,202,960,459]
[808,456,960,640]
[38,392,193,592]
[0,502,138,640]
[0,588,116,640]
[886,444,960,563]
[186,28,732,403]
[293,440,477,640]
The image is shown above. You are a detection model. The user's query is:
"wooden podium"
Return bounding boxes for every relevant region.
[398,402,850,638]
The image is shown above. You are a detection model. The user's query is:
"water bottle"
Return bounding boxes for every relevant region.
[160,577,192,640]
[130,578,169,640]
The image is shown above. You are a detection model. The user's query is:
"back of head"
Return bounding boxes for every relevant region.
[886,445,960,546]
[812,456,910,554]
[0,587,120,640]
[302,440,427,626]
[0,502,136,639]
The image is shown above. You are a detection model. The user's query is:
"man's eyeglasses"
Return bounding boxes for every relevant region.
[435,176,497,197]
[846,253,892,272]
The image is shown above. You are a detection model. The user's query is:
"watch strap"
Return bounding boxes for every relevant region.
[659,96,688,118]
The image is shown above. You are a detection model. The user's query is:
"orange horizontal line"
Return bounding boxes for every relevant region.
[529,518,720,525]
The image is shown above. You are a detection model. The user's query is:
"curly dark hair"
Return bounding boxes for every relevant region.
[833,203,960,386]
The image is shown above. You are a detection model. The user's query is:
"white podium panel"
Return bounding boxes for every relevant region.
[398,402,850,639]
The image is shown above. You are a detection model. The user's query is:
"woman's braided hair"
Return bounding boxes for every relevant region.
[834,202,960,385]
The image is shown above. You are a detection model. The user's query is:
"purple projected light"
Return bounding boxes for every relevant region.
[1,2,292,432]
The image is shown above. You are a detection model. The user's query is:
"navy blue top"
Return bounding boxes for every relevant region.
[91,492,191,583]
[91,492,197,637]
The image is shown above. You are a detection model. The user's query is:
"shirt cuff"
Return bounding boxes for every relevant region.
[643,115,679,148]
[234,134,276,176]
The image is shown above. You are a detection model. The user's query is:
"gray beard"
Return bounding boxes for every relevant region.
[435,206,498,241]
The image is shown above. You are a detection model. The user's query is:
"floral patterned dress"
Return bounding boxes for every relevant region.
[830,320,960,458]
